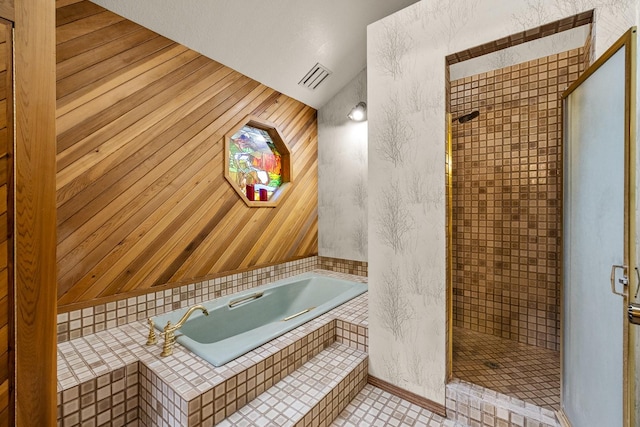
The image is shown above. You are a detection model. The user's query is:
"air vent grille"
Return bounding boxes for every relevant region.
[298,63,332,90]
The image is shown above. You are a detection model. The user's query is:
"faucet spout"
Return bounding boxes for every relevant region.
[160,304,209,357]
[173,304,209,330]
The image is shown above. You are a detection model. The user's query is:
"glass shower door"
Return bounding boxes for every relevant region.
[562,28,636,427]
[561,30,636,427]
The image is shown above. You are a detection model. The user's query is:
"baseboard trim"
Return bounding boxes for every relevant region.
[367,376,446,417]
[556,409,572,427]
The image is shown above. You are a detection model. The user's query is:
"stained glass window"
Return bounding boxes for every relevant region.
[228,125,283,201]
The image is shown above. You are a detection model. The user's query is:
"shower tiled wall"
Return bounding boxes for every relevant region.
[450,47,585,351]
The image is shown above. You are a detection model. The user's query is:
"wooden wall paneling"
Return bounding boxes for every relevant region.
[56,52,213,154]
[0,0,13,22]
[56,0,84,8]
[57,27,157,80]
[56,1,104,26]
[166,198,272,282]
[56,58,224,178]
[15,0,57,424]
[57,135,225,303]
[56,83,249,266]
[181,198,267,279]
[61,73,266,300]
[93,173,231,297]
[97,83,278,289]
[56,35,174,100]
[56,59,227,173]
[56,48,206,136]
[56,76,263,265]
[289,209,319,258]
[56,10,124,45]
[56,1,318,311]
[57,19,143,63]
[122,185,244,290]
[55,72,247,242]
[216,147,316,270]
[55,55,232,207]
[251,169,317,264]
[56,44,190,115]
[143,191,244,289]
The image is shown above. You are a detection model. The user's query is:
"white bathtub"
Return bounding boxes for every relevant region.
[153,272,367,366]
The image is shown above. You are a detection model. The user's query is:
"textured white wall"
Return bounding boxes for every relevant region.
[89,0,418,109]
[367,0,635,405]
[318,70,368,262]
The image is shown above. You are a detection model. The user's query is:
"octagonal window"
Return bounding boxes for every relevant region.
[224,116,291,207]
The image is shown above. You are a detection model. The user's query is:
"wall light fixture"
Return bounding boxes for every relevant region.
[347,102,367,121]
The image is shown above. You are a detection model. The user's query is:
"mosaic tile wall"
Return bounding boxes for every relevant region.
[57,256,368,343]
[318,257,368,277]
[450,48,585,350]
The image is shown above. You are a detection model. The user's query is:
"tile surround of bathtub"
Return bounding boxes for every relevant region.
[318,256,368,277]
[57,365,139,427]
[450,48,585,351]
[57,276,368,426]
[57,256,368,343]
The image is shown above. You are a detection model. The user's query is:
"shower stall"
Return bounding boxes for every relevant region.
[447,45,589,411]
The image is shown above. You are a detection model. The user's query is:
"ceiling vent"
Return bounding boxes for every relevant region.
[298,63,332,90]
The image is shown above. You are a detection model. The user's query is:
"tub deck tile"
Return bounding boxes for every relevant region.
[57,271,367,395]
[57,271,368,426]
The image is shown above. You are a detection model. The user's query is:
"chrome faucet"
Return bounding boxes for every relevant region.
[160,304,209,357]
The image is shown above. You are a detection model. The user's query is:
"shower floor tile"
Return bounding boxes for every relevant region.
[452,326,560,411]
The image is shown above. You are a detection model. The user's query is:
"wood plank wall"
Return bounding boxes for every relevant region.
[56,1,318,311]
[0,18,11,425]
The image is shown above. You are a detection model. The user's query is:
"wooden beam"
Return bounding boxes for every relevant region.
[14,0,57,425]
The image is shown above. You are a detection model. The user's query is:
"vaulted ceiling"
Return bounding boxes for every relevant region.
[90,0,420,108]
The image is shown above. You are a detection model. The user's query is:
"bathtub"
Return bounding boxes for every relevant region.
[152,272,367,367]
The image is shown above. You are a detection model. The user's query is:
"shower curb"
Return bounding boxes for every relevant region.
[446,379,560,427]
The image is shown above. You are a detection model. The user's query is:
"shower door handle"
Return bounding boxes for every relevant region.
[628,303,640,324]
[610,264,628,297]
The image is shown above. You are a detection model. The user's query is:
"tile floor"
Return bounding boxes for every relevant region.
[332,384,465,427]
[452,327,560,411]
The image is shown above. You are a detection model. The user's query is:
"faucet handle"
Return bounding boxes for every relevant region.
[146,318,157,346]
[160,321,175,357]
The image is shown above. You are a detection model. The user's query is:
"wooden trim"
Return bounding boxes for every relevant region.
[14,0,58,425]
[445,112,453,381]
[0,16,13,427]
[367,375,446,417]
